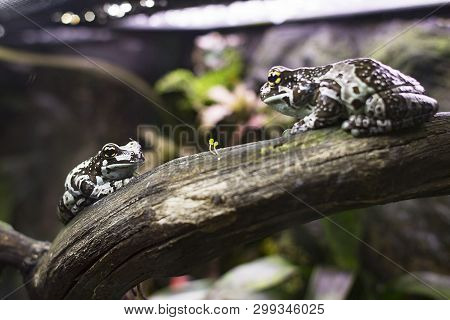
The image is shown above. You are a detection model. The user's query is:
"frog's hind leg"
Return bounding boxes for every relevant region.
[342,91,438,137]
[58,191,77,224]
[384,92,438,129]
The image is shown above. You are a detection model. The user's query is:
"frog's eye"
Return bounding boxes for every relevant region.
[268,71,282,86]
[102,144,118,158]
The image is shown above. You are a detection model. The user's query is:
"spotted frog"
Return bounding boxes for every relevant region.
[58,140,145,224]
[260,58,438,136]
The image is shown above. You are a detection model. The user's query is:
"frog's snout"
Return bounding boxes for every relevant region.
[261,83,291,104]
[133,150,145,164]
[260,82,273,101]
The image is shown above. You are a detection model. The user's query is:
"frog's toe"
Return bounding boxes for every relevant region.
[350,128,366,137]
[290,127,308,135]
[290,123,309,135]
[341,120,351,131]
[282,129,291,137]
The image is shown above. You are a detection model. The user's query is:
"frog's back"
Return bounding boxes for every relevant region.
[331,59,438,135]
[341,58,423,93]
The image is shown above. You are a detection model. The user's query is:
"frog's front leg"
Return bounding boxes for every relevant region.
[75,175,130,199]
[290,91,344,135]
[87,178,131,199]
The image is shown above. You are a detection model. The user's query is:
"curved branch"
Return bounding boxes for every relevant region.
[0,222,50,276]
[10,113,450,298]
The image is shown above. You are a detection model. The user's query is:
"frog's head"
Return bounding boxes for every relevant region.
[97,140,145,179]
[260,66,317,117]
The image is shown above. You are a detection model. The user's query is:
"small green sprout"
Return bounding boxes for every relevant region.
[209,138,220,158]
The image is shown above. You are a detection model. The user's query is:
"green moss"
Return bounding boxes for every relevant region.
[259,129,340,156]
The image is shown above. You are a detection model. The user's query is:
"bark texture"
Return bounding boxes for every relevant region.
[2,113,450,299]
[0,223,50,276]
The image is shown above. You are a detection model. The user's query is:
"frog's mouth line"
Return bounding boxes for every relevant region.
[105,160,144,170]
[263,92,290,104]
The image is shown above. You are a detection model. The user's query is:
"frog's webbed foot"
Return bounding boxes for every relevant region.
[282,129,291,137]
[342,115,391,137]
[290,119,310,135]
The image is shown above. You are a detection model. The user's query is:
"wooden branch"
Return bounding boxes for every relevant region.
[0,222,50,276]
[3,113,450,299]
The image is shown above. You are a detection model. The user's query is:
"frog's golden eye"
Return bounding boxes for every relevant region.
[268,71,282,86]
[102,144,118,158]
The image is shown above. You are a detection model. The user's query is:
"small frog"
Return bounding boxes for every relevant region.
[58,140,145,224]
[260,58,438,136]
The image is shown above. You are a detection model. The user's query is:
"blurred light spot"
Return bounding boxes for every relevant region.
[140,0,155,8]
[104,3,131,17]
[126,0,445,30]
[120,2,133,13]
[107,4,120,16]
[84,11,96,22]
[70,14,81,25]
[61,12,73,24]
[0,25,5,38]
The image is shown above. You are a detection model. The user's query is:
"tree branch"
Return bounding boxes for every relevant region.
[0,222,50,276]
[3,113,450,299]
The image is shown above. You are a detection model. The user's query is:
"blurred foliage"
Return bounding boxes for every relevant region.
[390,272,450,300]
[144,256,299,300]
[0,174,13,223]
[208,255,298,299]
[155,49,243,113]
[147,279,213,300]
[199,84,265,128]
[305,266,354,300]
[322,210,363,271]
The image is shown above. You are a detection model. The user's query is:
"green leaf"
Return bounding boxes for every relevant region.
[305,266,355,300]
[321,210,363,271]
[154,69,195,94]
[391,272,450,299]
[209,255,297,298]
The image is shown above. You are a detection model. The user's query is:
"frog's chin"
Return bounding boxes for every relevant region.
[264,94,299,118]
[102,160,144,179]
[263,92,289,104]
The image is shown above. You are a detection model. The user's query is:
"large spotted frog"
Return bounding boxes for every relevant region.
[58,140,145,224]
[260,58,438,136]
